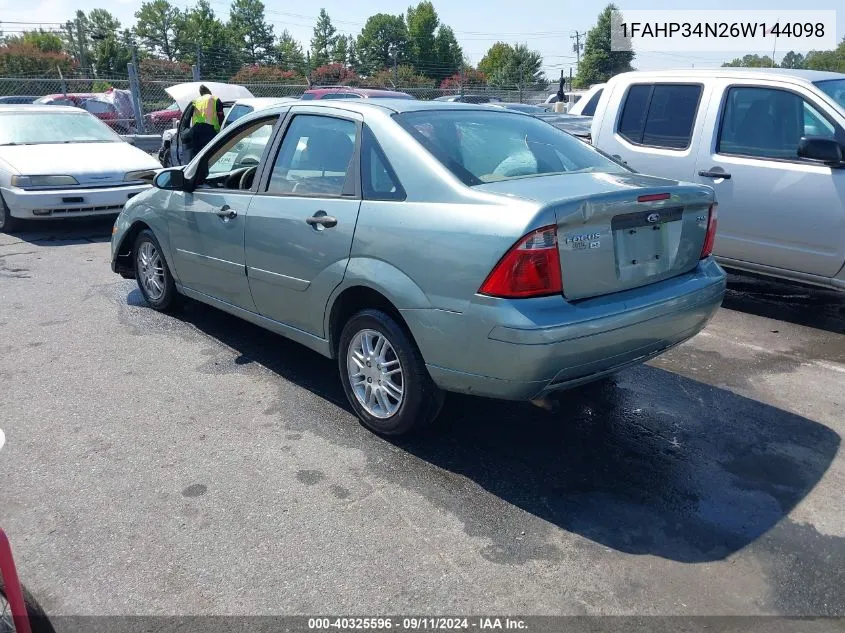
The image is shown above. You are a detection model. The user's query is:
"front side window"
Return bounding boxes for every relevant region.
[718,86,837,160]
[267,115,357,196]
[618,84,701,149]
[83,100,115,115]
[395,109,626,186]
[201,118,278,186]
[321,93,362,100]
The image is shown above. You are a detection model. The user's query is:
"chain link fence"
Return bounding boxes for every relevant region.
[1,72,553,139]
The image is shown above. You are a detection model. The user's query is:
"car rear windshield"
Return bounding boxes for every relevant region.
[0,111,120,145]
[394,109,624,186]
[814,79,845,112]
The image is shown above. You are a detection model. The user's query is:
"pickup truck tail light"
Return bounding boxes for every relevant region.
[479,226,562,298]
[700,203,718,259]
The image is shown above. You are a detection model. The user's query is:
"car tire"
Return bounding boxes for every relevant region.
[338,309,443,436]
[0,577,57,633]
[134,229,180,311]
[0,195,22,233]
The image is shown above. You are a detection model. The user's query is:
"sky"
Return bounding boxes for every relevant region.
[1,0,843,77]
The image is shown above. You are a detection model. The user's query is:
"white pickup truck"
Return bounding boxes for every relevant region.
[591,68,845,292]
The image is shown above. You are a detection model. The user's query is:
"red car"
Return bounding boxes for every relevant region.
[300,87,415,100]
[35,92,135,133]
[145,101,181,132]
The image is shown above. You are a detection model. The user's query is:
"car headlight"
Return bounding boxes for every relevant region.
[11,175,79,188]
[124,169,155,182]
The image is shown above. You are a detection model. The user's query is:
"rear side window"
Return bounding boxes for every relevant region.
[580,89,603,116]
[361,125,405,201]
[618,84,702,149]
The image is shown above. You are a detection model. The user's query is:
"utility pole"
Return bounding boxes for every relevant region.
[571,30,585,67]
[76,17,88,76]
[196,42,202,77]
[128,44,146,134]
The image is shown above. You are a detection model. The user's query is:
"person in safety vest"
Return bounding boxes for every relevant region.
[179,84,224,161]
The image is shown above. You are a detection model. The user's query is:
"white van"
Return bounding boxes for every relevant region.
[591,69,845,292]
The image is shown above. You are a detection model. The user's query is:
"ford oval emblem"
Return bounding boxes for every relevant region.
[647,213,661,224]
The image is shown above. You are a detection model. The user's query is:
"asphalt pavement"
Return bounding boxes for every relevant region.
[1,218,844,618]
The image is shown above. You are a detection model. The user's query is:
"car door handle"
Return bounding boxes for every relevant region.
[306,214,338,229]
[698,169,732,180]
[217,205,237,220]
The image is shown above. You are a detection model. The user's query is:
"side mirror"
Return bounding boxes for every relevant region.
[798,136,844,166]
[153,168,186,190]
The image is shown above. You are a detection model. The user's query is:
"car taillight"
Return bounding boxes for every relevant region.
[479,226,562,298]
[700,203,718,259]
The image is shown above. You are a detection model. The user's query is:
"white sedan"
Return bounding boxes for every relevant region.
[0,104,162,232]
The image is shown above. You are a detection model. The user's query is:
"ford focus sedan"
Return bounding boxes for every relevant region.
[111,100,726,436]
[0,105,161,233]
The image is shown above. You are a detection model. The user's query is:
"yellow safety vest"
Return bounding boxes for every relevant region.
[191,94,220,131]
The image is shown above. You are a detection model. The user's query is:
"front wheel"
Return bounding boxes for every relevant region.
[339,310,443,436]
[134,229,180,311]
[0,197,22,234]
[0,578,56,633]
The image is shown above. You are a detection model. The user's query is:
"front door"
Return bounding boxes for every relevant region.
[169,116,279,309]
[694,81,845,278]
[245,109,363,337]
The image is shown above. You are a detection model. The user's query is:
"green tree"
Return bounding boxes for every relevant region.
[804,38,845,72]
[478,42,511,78]
[433,25,462,81]
[332,34,349,65]
[355,13,409,76]
[574,3,635,88]
[780,51,805,69]
[87,10,131,76]
[406,1,438,75]
[229,0,275,65]
[489,43,544,92]
[3,29,64,53]
[347,38,359,73]
[310,9,338,69]
[135,0,183,61]
[0,43,75,76]
[722,53,776,67]
[174,1,240,77]
[276,29,307,74]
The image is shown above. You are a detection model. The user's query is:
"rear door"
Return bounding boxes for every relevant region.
[694,79,845,277]
[168,115,280,310]
[595,81,712,183]
[244,106,363,337]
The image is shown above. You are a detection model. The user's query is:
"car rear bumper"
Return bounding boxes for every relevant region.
[1,184,149,219]
[412,258,726,401]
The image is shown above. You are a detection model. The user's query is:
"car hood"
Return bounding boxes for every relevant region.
[165,82,254,111]
[0,142,162,185]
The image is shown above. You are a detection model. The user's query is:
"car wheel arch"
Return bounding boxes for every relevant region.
[116,220,178,281]
[326,285,417,360]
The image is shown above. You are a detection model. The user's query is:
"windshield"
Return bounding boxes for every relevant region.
[394,109,625,185]
[814,79,845,112]
[0,111,120,145]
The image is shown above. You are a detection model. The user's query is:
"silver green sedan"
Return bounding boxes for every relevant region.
[111,100,726,436]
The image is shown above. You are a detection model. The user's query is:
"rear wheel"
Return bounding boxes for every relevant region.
[134,229,180,311]
[0,197,22,234]
[339,309,443,436]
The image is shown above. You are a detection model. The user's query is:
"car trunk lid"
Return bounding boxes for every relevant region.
[476,171,714,300]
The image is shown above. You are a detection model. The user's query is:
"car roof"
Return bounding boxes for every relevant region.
[305,87,413,98]
[611,68,844,84]
[232,97,298,107]
[255,99,532,117]
[0,104,86,114]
